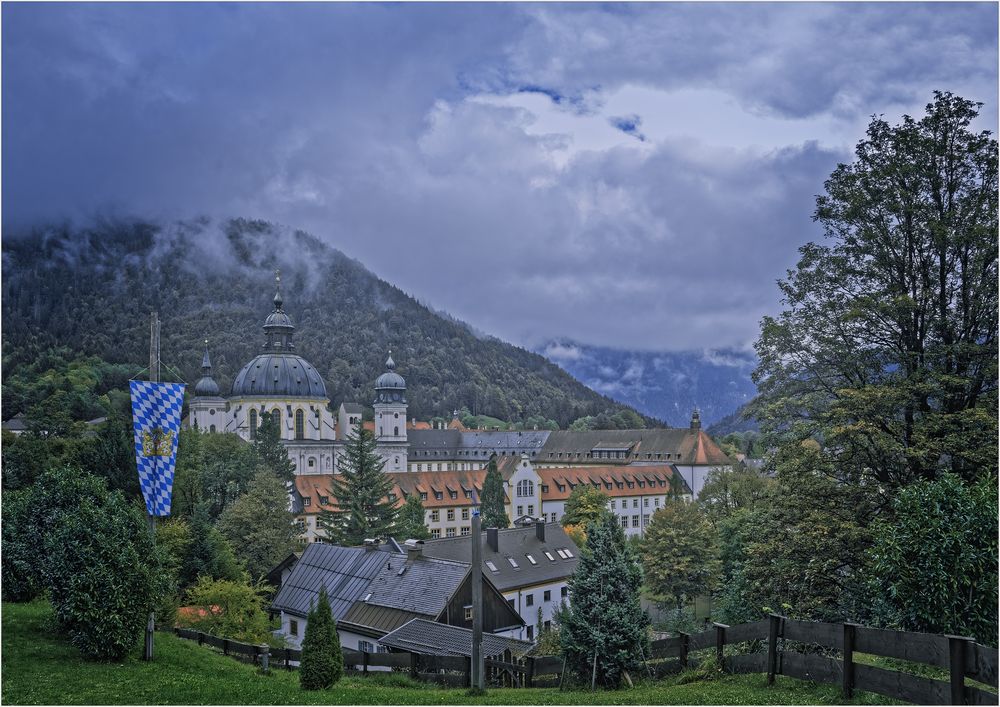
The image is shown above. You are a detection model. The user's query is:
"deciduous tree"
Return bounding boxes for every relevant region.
[218,470,297,581]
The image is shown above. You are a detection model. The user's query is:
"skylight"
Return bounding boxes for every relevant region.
[562,548,574,558]
[525,554,537,565]
[544,551,555,561]
[556,549,569,559]
[485,561,499,572]
[507,557,519,568]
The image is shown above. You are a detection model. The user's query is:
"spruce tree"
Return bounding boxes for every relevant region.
[396,493,431,540]
[252,413,295,483]
[480,454,509,529]
[300,587,343,690]
[560,513,649,689]
[319,422,398,545]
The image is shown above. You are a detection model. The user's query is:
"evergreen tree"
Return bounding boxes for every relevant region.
[300,587,343,690]
[218,470,297,581]
[180,503,244,587]
[560,513,649,689]
[319,422,397,545]
[252,413,295,483]
[479,454,509,529]
[395,493,431,541]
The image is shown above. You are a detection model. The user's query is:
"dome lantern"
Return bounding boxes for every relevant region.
[374,350,406,404]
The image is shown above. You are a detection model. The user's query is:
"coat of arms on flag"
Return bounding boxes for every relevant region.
[129,380,185,517]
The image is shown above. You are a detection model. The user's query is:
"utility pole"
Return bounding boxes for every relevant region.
[143,311,159,662]
[471,510,484,692]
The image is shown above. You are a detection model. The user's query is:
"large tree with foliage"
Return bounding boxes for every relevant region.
[697,466,774,524]
[300,587,343,690]
[754,92,998,486]
[560,513,649,689]
[218,470,297,581]
[867,473,998,644]
[180,502,244,587]
[182,576,273,644]
[560,484,610,545]
[642,499,721,620]
[319,423,397,545]
[395,493,431,541]
[479,454,509,529]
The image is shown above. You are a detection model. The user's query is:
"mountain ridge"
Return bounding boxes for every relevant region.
[2,217,661,429]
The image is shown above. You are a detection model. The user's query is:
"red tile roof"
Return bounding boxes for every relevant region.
[537,465,683,501]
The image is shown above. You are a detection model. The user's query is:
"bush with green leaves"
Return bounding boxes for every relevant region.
[182,575,272,643]
[300,587,343,690]
[868,473,998,645]
[44,484,163,660]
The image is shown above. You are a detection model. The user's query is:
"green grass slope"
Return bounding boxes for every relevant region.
[2,601,897,705]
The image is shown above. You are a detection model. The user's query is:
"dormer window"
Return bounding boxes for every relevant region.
[434,491,443,500]
[420,492,428,501]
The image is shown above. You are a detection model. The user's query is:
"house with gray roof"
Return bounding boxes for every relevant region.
[421,521,580,643]
[379,618,533,660]
[270,539,523,654]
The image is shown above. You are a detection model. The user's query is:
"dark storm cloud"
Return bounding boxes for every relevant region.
[3,3,996,351]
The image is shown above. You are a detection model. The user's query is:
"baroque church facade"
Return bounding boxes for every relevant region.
[184,279,734,542]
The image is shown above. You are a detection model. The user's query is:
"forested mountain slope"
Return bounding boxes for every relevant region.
[2,218,658,428]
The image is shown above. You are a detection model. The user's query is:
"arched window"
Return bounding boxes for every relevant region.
[295,409,305,440]
[209,424,216,433]
[394,426,399,436]
[249,409,258,439]
[272,409,281,427]
[517,479,534,497]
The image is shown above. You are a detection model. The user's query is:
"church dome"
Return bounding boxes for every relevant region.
[230,272,328,399]
[231,353,327,398]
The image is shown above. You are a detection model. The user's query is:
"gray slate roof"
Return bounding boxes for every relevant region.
[379,619,534,658]
[421,523,579,592]
[407,429,551,459]
[271,543,471,624]
[340,402,364,414]
[541,428,690,461]
[230,352,328,398]
[271,544,390,619]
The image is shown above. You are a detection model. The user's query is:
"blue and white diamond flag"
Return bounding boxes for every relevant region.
[129,380,185,517]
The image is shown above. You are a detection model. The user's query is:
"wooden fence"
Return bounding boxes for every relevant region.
[174,617,998,704]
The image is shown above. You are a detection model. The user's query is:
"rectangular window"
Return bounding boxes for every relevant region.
[632,515,640,527]
[525,593,534,607]
[431,510,440,522]
[461,526,470,536]
[526,625,534,640]
[464,606,473,621]
[621,516,628,528]
[561,586,568,598]
[435,492,443,500]
[527,504,534,516]
[610,500,616,509]
[447,509,455,521]
[507,598,516,610]
[359,640,374,653]
[431,528,440,538]
[654,498,660,507]
[446,527,456,537]
[525,554,537,565]
[289,619,299,637]
[633,499,639,508]
[319,495,329,505]
[643,515,650,526]
[544,551,555,561]
[302,498,311,507]
[544,620,551,630]
[643,498,649,507]
[462,508,470,520]
[516,505,523,517]
[486,561,499,572]
[507,556,519,568]
[420,492,428,501]
[543,590,551,602]
[449,491,457,500]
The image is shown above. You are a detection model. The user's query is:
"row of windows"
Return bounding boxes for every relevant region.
[610,497,660,510]
[619,515,651,528]
[429,508,472,523]
[486,548,574,573]
[548,451,676,460]
[428,527,471,538]
[552,478,668,494]
[509,586,569,611]
[514,504,536,517]
[248,407,307,440]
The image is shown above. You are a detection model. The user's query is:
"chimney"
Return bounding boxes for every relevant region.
[363,538,379,552]
[486,527,499,553]
[404,538,423,562]
[690,409,701,430]
[535,520,545,543]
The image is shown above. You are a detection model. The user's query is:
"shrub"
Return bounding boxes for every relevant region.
[300,587,343,690]
[45,489,163,660]
[1,490,43,602]
[182,575,271,643]
[868,473,998,645]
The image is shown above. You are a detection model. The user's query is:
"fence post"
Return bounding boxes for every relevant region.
[284,647,292,671]
[714,623,729,672]
[362,650,369,675]
[679,632,690,669]
[410,652,419,679]
[947,635,971,706]
[198,631,205,647]
[223,638,230,656]
[465,656,472,687]
[842,623,858,699]
[260,644,270,674]
[526,656,535,688]
[767,614,782,685]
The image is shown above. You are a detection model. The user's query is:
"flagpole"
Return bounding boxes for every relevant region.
[143,311,159,662]
[471,494,484,693]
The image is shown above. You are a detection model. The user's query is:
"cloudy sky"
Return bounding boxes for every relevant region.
[4,3,997,353]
